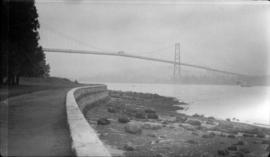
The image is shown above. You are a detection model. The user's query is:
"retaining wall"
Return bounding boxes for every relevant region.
[66,85,111,157]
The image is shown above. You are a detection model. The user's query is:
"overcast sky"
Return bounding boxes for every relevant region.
[36,1,270,80]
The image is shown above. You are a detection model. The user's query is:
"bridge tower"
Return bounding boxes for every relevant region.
[173,42,181,81]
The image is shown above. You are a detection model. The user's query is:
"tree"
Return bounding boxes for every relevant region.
[1,0,49,86]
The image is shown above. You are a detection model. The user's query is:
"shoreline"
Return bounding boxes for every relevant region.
[173,102,270,129]
[85,90,270,157]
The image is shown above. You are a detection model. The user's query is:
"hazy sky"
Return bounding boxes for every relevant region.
[36,1,270,80]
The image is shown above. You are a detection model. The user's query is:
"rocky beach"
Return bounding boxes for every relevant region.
[85,90,270,157]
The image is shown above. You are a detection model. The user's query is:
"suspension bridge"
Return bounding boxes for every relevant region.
[43,45,246,80]
[41,23,247,80]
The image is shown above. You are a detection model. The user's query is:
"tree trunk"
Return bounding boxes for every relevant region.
[0,73,3,86]
[15,75,20,86]
[8,74,15,86]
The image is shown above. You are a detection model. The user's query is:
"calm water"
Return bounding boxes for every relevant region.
[86,82,270,125]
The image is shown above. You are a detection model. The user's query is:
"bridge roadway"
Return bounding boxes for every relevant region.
[44,48,245,77]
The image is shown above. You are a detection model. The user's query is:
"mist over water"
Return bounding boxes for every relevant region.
[88,82,270,125]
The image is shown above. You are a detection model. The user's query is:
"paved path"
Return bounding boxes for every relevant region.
[5,88,74,156]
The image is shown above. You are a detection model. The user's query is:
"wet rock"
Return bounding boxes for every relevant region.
[118,116,130,123]
[243,133,253,138]
[154,153,164,157]
[227,145,237,151]
[185,139,198,144]
[227,134,236,139]
[123,142,135,151]
[234,140,245,145]
[162,120,169,124]
[192,132,199,136]
[217,149,229,156]
[147,112,159,119]
[257,132,266,138]
[192,113,204,118]
[231,151,245,157]
[147,133,157,138]
[202,133,215,138]
[176,116,188,123]
[142,122,162,130]
[107,107,117,113]
[125,107,140,116]
[201,152,214,157]
[266,145,270,151]
[125,122,142,134]
[209,132,216,137]
[99,133,108,138]
[135,111,146,119]
[239,148,250,154]
[206,120,216,125]
[207,116,216,120]
[177,106,185,110]
[97,118,110,125]
[217,122,234,130]
[186,119,202,126]
[145,108,156,113]
[262,140,270,144]
[181,124,196,131]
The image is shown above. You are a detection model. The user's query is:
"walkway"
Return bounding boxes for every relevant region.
[5,88,74,156]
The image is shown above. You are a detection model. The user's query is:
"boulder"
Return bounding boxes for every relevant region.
[107,106,117,113]
[238,148,250,154]
[217,149,229,156]
[207,116,216,120]
[97,118,110,125]
[202,133,215,138]
[227,145,237,151]
[192,113,203,118]
[118,116,130,123]
[185,139,197,144]
[257,132,266,138]
[147,112,159,119]
[135,111,146,119]
[123,142,135,151]
[142,122,162,130]
[206,120,216,125]
[186,119,202,126]
[176,116,187,123]
[232,152,245,157]
[235,141,245,145]
[145,108,156,113]
[243,133,253,138]
[177,106,184,110]
[147,133,157,138]
[125,107,139,116]
[125,122,142,134]
[262,140,270,144]
[227,134,236,138]
[266,145,270,151]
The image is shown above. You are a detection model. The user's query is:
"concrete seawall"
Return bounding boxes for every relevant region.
[66,85,111,157]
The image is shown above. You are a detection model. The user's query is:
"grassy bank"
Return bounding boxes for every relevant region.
[86,90,270,157]
[0,77,81,100]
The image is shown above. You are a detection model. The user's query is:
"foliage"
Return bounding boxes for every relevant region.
[1,0,49,86]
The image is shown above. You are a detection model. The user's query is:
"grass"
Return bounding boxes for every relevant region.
[0,77,81,100]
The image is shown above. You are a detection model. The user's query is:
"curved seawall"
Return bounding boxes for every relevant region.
[66,85,111,157]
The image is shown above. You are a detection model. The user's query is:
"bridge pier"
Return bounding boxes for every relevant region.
[173,43,181,82]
